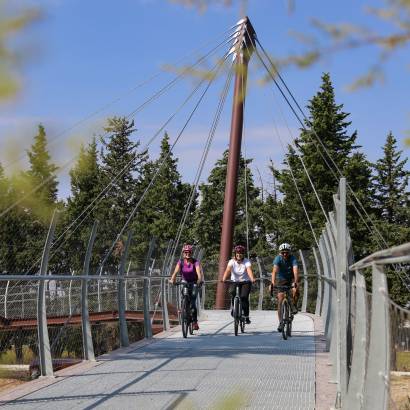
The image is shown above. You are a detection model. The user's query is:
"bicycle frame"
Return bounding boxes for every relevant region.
[225,280,250,336]
[174,281,198,338]
[273,284,295,340]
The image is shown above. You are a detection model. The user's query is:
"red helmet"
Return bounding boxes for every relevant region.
[182,244,193,253]
[234,245,245,254]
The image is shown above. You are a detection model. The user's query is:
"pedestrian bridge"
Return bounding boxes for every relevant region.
[0,179,408,409]
[0,310,326,410]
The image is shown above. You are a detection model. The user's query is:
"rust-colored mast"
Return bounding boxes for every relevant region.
[215,17,256,309]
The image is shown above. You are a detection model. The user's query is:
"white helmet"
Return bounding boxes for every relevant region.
[279,243,291,252]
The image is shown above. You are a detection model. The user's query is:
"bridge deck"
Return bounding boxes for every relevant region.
[1,310,316,409]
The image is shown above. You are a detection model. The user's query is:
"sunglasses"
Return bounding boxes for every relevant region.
[281,251,289,255]
[183,251,192,255]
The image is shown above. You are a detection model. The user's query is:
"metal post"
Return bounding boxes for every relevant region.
[364,263,390,410]
[201,282,206,310]
[345,270,368,410]
[256,257,264,310]
[335,178,347,407]
[37,210,58,377]
[161,240,173,331]
[68,269,74,316]
[81,221,98,361]
[124,261,131,311]
[4,281,9,319]
[118,231,132,347]
[216,18,256,308]
[299,250,308,313]
[143,239,155,339]
[323,227,338,383]
[312,247,323,316]
[318,235,331,331]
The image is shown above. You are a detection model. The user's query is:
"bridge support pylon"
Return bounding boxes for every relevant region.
[216,17,256,309]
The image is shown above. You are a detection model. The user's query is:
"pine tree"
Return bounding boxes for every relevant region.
[99,117,148,267]
[63,138,102,272]
[193,150,262,259]
[344,151,376,258]
[374,132,409,227]
[25,124,59,205]
[274,73,374,257]
[373,132,410,305]
[15,124,60,273]
[132,132,195,259]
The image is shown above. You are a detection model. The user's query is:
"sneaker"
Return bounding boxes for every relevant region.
[245,317,251,324]
[277,324,283,332]
[193,322,199,331]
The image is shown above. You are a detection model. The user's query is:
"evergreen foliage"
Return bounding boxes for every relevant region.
[98,117,148,269]
[132,132,195,259]
[25,124,59,206]
[268,73,375,258]
[193,150,262,260]
[63,138,102,272]
[374,132,409,228]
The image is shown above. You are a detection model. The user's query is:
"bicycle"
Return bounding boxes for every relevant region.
[173,281,198,338]
[272,284,296,340]
[224,280,251,336]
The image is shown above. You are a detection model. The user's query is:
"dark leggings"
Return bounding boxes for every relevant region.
[182,283,198,322]
[229,282,251,317]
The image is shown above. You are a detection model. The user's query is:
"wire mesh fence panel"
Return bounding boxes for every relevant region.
[3,282,38,319]
[91,322,121,357]
[0,279,40,381]
[301,249,319,313]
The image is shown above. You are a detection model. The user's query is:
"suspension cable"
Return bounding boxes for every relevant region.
[99,54,226,269]
[256,38,409,288]
[170,61,235,267]
[1,26,238,171]
[272,118,320,248]
[24,54,230,274]
[1,31,233,221]
[241,72,250,259]
[255,37,392,250]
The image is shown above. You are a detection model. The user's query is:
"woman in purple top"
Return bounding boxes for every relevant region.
[170,244,203,330]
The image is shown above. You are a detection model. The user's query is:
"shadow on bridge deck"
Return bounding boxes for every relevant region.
[0,311,334,410]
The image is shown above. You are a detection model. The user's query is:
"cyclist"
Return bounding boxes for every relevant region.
[270,243,299,332]
[170,244,203,330]
[222,244,256,324]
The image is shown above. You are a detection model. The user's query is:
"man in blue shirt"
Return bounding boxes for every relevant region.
[271,243,299,332]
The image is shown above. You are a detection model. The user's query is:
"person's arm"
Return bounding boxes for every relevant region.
[222,263,232,282]
[195,262,203,284]
[292,264,299,288]
[271,260,279,290]
[246,262,256,283]
[170,262,180,284]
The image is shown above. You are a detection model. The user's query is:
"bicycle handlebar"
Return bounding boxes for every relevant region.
[271,284,296,291]
[222,280,253,284]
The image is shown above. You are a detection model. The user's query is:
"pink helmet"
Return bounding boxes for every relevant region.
[234,245,245,254]
[182,244,193,253]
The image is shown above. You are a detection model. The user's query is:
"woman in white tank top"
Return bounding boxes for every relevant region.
[222,245,256,323]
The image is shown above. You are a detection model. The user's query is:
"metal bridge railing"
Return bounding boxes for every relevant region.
[0,218,199,378]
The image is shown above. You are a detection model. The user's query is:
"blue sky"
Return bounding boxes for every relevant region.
[1,0,409,198]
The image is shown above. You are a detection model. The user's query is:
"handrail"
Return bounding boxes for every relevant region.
[350,242,410,270]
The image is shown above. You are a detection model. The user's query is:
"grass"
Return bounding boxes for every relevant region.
[396,351,410,372]
[0,346,35,366]
[390,375,410,410]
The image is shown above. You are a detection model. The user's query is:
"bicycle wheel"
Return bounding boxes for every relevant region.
[287,314,292,337]
[181,297,189,338]
[280,300,289,340]
[240,318,245,333]
[233,297,240,336]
